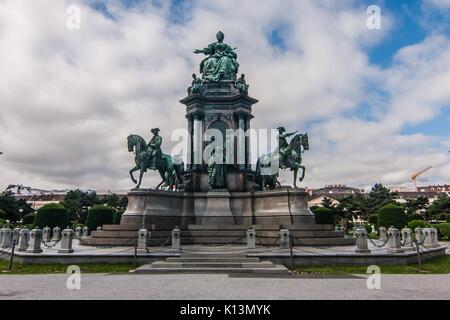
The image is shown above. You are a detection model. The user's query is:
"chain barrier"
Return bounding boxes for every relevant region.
[41,239,61,249]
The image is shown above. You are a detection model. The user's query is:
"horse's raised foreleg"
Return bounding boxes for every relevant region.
[129,166,139,184]
[136,169,144,189]
[293,168,298,188]
[298,165,306,182]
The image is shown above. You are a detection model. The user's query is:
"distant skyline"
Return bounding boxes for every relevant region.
[0,0,449,191]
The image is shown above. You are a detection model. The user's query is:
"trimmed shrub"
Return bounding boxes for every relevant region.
[313,207,335,225]
[86,205,114,231]
[408,219,431,231]
[377,203,408,230]
[363,223,373,234]
[0,208,6,220]
[33,203,69,229]
[22,212,36,225]
[436,223,450,240]
[407,213,424,222]
[368,214,377,225]
[113,210,123,225]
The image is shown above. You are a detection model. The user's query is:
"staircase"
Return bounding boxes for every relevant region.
[130,254,290,275]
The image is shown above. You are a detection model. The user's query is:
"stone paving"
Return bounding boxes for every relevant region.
[0,273,449,300]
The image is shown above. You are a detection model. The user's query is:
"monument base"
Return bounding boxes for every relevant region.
[82,188,354,247]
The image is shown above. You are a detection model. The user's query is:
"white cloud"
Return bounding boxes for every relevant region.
[0,0,448,191]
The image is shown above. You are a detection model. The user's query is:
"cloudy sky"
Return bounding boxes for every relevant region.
[0,0,450,191]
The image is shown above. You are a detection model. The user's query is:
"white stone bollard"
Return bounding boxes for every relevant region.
[423,228,439,248]
[171,227,181,252]
[0,227,4,247]
[1,227,12,249]
[75,227,82,238]
[82,226,89,237]
[279,228,290,249]
[42,226,52,242]
[401,228,414,250]
[387,227,403,253]
[13,227,20,243]
[17,228,30,251]
[27,228,43,253]
[137,228,149,253]
[430,228,440,247]
[58,228,74,253]
[52,226,61,241]
[415,227,424,244]
[354,227,371,254]
[96,226,102,231]
[379,227,387,241]
[246,227,256,250]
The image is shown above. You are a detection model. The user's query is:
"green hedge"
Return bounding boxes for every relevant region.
[113,210,123,225]
[377,203,407,230]
[368,214,377,225]
[22,212,36,225]
[0,208,6,220]
[407,213,424,222]
[313,207,335,225]
[33,203,69,229]
[86,205,114,231]
[407,219,431,231]
[436,223,450,240]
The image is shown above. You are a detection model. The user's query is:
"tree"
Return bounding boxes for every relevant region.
[426,194,450,220]
[62,190,100,223]
[0,191,19,222]
[101,193,128,212]
[366,183,397,216]
[405,196,429,215]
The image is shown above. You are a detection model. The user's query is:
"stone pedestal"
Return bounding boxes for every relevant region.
[58,228,74,253]
[354,227,371,254]
[202,190,234,225]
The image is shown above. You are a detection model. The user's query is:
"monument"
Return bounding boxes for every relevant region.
[84,32,354,247]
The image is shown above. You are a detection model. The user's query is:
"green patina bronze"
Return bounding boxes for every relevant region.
[235,74,249,95]
[194,31,239,82]
[187,73,203,95]
[127,130,184,190]
[255,129,309,190]
[207,143,227,189]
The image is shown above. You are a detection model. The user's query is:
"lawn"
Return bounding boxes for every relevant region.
[0,259,137,274]
[292,255,450,274]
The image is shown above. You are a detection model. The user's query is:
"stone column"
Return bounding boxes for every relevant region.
[137,228,149,253]
[1,227,12,249]
[171,227,181,252]
[237,114,245,170]
[52,226,61,241]
[193,114,204,169]
[401,228,414,250]
[354,227,370,254]
[279,228,290,249]
[75,227,82,238]
[379,227,387,241]
[82,226,89,238]
[387,227,403,253]
[43,226,51,242]
[27,228,43,253]
[247,227,256,250]
[415,227,424,244]
[17,228,30,252]
[13,227,20,243]
[58,228,74,253]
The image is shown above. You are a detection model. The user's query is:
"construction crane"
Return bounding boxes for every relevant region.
[411,166,432,191]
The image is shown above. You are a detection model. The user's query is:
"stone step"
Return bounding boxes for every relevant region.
[165,257,260,263]
[131,264,290,275]
[150,261,275,269]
